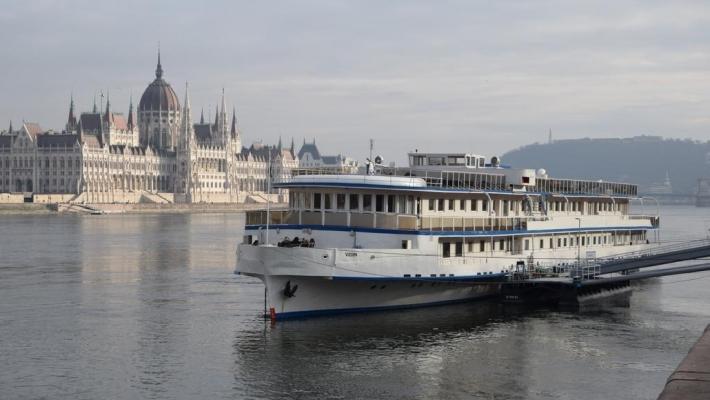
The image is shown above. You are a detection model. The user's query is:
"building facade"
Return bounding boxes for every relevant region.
[0,55,299,204]
[297,139,359,171]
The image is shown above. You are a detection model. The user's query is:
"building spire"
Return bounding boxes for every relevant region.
[67,93,77,131]
[230,107,237,137]
[200,108,205,124]
[92,94,97,113]
[127,95,134,130]
[290,137,294,153]
[180,82,194,149]
[104,90,111,123]
[219,88,228,141]
[156,45,164,79]
[8,120,12,134]
[183,83,191,112]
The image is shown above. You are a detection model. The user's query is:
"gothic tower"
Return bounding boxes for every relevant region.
[177,83,196,201]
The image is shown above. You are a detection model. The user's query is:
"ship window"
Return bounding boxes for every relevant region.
[428,198,435,211]
[429,157,444,166]
[582,237,586,246]
[558,238,562,247]
[387,195,395,213]
[524,240,529,250]
[363,194,372,211]
[471,199,478,211]
[482,201,488,212]
[349,194,359,210]
[313,193,322,209]
[438,198,444,211]
[398,195,407,213]
[407,196,414,214]
[459,199,465,211]
[442,242,451,258]
[564,238,567,246]
[448,156,465,166]
[468,242,473,252]
[448,199,455,211]
[375,194,384,212]
[550,238,554,248]
[539,239,544,249]
[455,242,463,257]
[324,193,332,210]
[499,239,504,251]
[479,241,485,252]
[402,240,411,249]
[336,193,346,210]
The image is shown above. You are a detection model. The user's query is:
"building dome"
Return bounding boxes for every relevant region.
[138,53,180,112]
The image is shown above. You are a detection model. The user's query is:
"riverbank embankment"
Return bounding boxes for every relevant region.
[658,324,710,399]
[0,204,55,215]
[0,202,285,215]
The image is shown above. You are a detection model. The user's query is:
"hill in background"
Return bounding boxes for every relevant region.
[502,136,710,194]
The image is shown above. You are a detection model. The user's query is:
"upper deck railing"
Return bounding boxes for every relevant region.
[282,167,638,197]
[245,209,657,233]
[533,177,637,197]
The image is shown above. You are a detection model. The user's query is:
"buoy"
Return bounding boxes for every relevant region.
[269,307,276,321]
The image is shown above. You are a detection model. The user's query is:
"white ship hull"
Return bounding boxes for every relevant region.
[258,275,499,319]
[237,244,502,319]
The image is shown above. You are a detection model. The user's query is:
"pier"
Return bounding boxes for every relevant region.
[500,239,710,305]
[658,324,710,400]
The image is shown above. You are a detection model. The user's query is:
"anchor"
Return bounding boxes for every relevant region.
[283,280,298,298]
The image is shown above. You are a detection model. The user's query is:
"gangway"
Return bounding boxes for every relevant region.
[580,263,710,287]
[594,239,710,274]
[500,238,710,305]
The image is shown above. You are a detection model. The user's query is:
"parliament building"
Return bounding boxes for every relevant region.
[0,54,355,204]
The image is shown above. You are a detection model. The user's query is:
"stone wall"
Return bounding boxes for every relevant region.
[33,194,76,204]
[0,193,24,204]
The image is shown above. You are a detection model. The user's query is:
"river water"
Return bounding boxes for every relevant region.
[1,206,709,399]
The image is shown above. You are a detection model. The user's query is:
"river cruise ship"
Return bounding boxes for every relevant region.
[236,152,659,319]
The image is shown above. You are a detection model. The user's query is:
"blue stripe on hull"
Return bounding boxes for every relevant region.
[331,273,508,282]
[273,293,498,320]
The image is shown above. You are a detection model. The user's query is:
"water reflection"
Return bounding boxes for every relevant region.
[132,215,191,397]
[232,301,540,399]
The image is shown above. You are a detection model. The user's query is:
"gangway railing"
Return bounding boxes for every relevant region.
[596,238,710,264]
[553,238,710,280]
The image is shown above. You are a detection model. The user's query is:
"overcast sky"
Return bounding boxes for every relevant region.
[2,0,710,163]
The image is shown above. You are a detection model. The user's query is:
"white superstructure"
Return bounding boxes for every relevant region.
[236,151,659,319]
